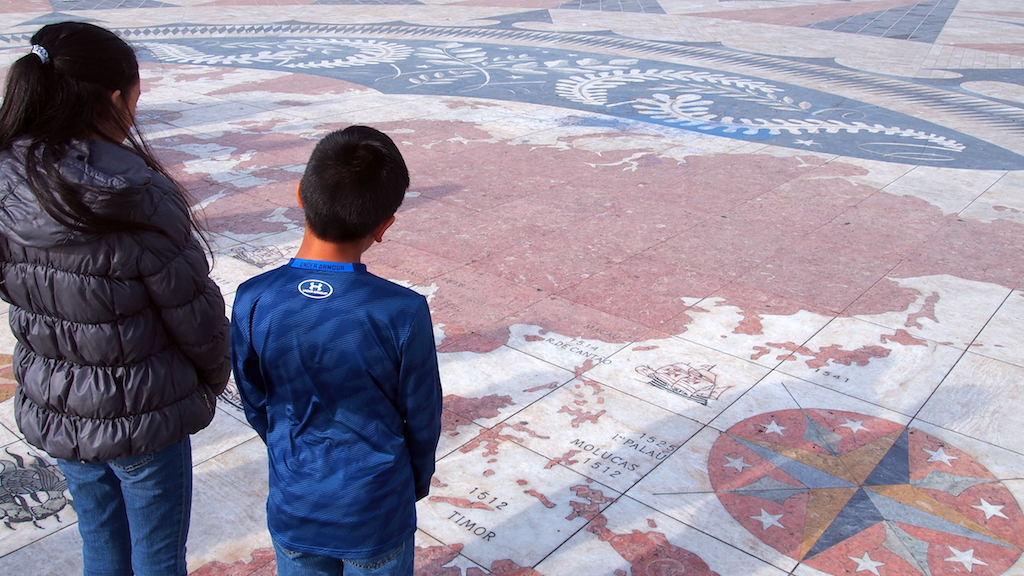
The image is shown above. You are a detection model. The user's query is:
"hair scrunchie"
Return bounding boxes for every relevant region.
[30,44,50,65]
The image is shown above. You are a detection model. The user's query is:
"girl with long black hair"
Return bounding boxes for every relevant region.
[0,22,230,576]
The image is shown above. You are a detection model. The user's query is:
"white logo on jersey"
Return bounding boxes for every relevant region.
[298,279,333,299]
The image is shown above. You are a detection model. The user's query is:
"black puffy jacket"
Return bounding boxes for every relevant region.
[0,139,230,462]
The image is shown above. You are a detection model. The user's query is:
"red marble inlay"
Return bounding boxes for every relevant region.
[442,394,515,434]
[460,422,550,458]
[188,548,275,576]
[415,543,466,576]
[587,514,721,576]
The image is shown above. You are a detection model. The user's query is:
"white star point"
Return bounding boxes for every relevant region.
[840,418,870,433]
[945,547,987,572]
[973,498,1008,520]
[924,446,959,466]
[724,455,753,472]
[795,139,818,147]
[848,552,885,576]
[749,508,785,530]
[763,419,788,435]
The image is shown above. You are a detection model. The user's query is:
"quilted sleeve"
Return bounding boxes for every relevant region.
[136,182,231,394]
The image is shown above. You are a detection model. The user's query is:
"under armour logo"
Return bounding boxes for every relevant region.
[298,279,333,299]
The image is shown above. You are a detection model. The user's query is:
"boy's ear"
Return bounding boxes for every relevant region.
[373,215,396,243]
[295,182,303,208]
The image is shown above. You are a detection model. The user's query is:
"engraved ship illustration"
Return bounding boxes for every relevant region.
[636,363,727,405]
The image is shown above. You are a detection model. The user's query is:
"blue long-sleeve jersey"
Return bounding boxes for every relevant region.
[231,259,442,558]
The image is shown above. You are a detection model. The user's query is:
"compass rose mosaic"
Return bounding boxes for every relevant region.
[708,409,1024,576]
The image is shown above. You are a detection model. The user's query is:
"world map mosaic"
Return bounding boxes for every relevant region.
[0,0,1023,575]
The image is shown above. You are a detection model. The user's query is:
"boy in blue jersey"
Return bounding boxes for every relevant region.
[231,126,442,576]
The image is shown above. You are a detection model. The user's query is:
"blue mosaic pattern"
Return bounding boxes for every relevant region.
[315,0,423,4]
[807,0,960,43]
[1,19,1019,169]
[555,0,665,14]
[49,0,174,10]
[16,11,98,27]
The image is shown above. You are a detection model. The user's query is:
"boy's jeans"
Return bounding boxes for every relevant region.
[273,535,415,576]
[58,437,193,576]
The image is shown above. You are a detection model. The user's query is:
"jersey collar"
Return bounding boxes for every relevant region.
[289,259,366,273]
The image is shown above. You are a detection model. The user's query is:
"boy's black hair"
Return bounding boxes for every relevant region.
[299,126,409,243]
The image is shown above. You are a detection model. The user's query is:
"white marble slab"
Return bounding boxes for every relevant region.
[916,352,1024,453]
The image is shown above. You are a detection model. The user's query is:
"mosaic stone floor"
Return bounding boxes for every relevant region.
[1,0,1023,574]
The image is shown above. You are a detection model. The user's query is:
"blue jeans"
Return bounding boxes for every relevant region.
[273,535,414,576]
[58,437,193,576]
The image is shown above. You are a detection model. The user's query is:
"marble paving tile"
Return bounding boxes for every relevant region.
[0,398,19,447]
[202,193,303,240]
[827,156,917,190]
[507,380,703,492]
[161,101,282,135]
[186,438,272,572]
[493,323,634,375]
[435,331,506,355]
[138,65,293,110]
[311,94,455,128]
[707,372,914,435]
[438,409,483,461]
[961,196,1024,227]
[215,375,248,424]
[0,351,14,446]
[810,190,956,258]
[0,311,18,356]
[364,241,466,286]
[222,227,304,262]
[849,274,1013,347]
[750,142,838,165]
[482,296,649,367]
[881,166,1006,215]
[916,352,1024,454]
[388,200,539,266]
[0,415,20,449]
[772,315,966,416]
[418,440,620,568]
[969,170,1024,221]
[420,266,548,345]
[735,240,903,315]
[202,230,248,254]
[472,231,624,294]
[586,332,772,423]
[438,344,574,430]
[634,217,793,283]
[0,440,77,558]
[895,217,1024,290]
[414,531,486,576]
[558,257,734,331]
[0,523,82,576]
[535,494,789,576]
[209,250,265,298]
[191,408,259,467]
[625,425,800,572]
[663,134,755,157]
[671,290,835,370]
[972,290,1024,368]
